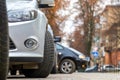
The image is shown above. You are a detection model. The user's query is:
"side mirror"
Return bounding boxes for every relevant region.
[54,36,61,43]
[39,0,55,8]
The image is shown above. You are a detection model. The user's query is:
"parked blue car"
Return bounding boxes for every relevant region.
[54,43,88,74]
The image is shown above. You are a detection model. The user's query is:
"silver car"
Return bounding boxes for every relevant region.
[7,0,55,78]
[101,65,115,72]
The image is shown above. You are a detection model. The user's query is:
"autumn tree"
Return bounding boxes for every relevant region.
[70,27,88,55]
[0,0,9,80]
[42,0,104,56]
[75,0,101,56]
[43,0,106,57]
[42,0,72,36]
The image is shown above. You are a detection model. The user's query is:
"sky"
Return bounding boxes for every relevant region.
[63,0,79,34]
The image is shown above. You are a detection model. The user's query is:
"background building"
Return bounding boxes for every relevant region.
[102,5,120,67]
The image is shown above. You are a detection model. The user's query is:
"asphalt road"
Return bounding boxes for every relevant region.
[7,72,120,80]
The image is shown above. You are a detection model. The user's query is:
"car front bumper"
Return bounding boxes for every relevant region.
[10,57,43,63]
[76,59,88,71]
[9,15,47,63]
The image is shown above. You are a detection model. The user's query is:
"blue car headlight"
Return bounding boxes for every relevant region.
[79,55,85,59]
[8,9,37,22]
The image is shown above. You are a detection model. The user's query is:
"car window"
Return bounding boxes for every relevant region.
[106,66,114,68]
[56,44,63,50]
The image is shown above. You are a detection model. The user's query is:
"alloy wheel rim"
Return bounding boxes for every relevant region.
[61,61,72,73]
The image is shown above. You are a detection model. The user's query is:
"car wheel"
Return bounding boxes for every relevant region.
[60,59,76,74]
[0,0,9,79]
[22,31,55,78]
[11,70,16,75]
[51,50,58,74]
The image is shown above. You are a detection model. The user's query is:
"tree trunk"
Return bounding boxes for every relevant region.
[0,0,9,80]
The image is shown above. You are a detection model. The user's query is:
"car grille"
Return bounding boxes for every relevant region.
[9,38,16,50]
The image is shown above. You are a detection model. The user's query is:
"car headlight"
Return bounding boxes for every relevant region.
[79,55,85,59]
[8,9,37,22]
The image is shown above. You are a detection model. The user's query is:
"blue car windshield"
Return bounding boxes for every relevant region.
[56,44,63,50]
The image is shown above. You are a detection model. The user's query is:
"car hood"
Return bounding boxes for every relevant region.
[6,0,37,11]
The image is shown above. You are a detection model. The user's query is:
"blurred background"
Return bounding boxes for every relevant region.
[42,0,120,68]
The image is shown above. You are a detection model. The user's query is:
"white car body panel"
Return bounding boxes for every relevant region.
[7,0,48,59]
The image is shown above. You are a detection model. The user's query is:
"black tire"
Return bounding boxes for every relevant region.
[11,70,16,75]
[59,59,76,74]
[51,50,58,74]
[22,31,55,78]
[51,62,58,74]
[51,65,58,74]
[0,1,9,80]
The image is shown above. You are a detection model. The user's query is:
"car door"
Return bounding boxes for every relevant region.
[56,44,64,62]
[56,43,75,63]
